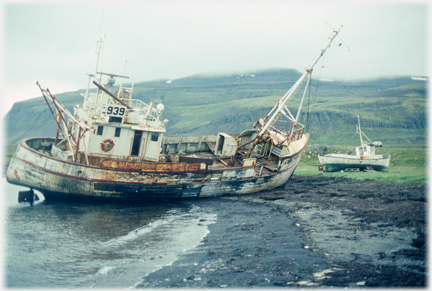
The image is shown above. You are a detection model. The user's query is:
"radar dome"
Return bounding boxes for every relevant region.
[156,103,165,114]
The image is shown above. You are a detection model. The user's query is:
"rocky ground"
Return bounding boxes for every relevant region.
[138,175,426,288]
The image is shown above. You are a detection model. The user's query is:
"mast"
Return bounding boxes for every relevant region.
[357,115,373,145]
[245,27,342,158]
[261,28,341,134]
[95,36,104,76]
[84,36,104,105]
[94,36,105,106]
[358,115,363,145]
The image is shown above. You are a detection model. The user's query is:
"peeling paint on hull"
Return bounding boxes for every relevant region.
[7,136,308,202]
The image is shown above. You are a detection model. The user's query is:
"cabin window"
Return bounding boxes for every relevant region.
[97,126,104,135]
[151,132,159,142]
[114,128,121,137]
[131,130,143,156]
[364,147,367,152]
[109,116,123,123]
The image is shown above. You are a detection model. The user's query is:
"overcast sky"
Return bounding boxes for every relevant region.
[3,1,429,115]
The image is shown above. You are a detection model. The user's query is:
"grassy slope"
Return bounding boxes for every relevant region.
[5,70,426,146]
[133,76,427,147]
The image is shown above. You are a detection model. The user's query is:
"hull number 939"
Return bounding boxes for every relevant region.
[107,105,126,116]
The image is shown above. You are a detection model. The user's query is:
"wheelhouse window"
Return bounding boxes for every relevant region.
[97,126,104,135]
[114,128,121,137]
[109,116,123,123]
[151,132,159,142]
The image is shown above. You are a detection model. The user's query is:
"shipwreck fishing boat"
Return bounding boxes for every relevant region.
[318,115,391,172]
[7,30,341,202]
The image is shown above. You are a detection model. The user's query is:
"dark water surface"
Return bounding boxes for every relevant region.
[4,180,216,288]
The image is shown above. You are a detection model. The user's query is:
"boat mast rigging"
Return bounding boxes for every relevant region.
[357,115,373,145]
[244,26,343,158]
[36,82,94,163]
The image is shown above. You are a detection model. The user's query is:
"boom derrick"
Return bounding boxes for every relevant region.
[244,27,342,159]
[36,82,94,163]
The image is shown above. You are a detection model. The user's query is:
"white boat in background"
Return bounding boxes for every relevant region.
[318,115,391,172]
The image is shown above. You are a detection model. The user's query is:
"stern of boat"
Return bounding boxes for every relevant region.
[6,137,56,190]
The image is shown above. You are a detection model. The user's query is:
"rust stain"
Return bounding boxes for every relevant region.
[156,164,171,172]
[142,163,157,171]
[172,164,186,172]
[126,162,142,171]
[117,161,127,169]
[185,164,201,171]
[100,159,206,173]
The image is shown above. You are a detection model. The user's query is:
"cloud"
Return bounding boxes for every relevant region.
[3,1,428,115]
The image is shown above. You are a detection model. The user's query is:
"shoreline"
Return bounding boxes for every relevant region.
[138,175,426,288]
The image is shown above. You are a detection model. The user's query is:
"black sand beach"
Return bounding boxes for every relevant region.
[138,175,426,288]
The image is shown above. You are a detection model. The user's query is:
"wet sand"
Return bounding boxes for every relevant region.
[138,175,426,288]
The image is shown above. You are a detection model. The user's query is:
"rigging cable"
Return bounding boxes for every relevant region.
[306,55,324,136]
[305,74,312,132]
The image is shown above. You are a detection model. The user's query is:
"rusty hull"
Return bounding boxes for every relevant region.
[6,135,308,202]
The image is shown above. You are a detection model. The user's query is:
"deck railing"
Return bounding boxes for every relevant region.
[272,120,305,141]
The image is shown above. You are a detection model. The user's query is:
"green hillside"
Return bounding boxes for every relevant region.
[4,68,427,149]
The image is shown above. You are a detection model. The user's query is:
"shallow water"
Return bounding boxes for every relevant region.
[4,180,216,288]
[272,200,421,268]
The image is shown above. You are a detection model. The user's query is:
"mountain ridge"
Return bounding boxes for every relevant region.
[4,68,427,147]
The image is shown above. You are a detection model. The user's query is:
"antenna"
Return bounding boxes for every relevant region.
[97,8,105,41]
[95,9,106,76]
[326,22,349,51]
[123,60,128,75]
[94,36,105,75]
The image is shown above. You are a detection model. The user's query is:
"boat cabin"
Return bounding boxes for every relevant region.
[49,74,168,165]
[355,143,383,159]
